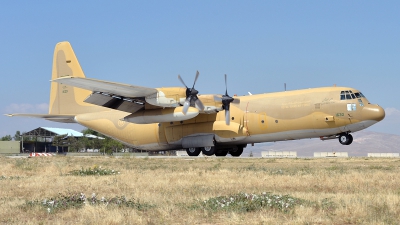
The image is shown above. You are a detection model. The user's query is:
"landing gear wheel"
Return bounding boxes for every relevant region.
[186,147,201,156]
[339,133,353,145]
[229,146,243,157]
[201,146,215,156]
[215,150,228,157]
[347,134,353,145]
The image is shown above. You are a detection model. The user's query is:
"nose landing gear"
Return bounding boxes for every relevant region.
[339,133,353,145]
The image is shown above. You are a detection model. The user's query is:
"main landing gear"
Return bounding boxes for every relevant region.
[185,145,245,157]
[186,147,201,156]
[338,133,353,145]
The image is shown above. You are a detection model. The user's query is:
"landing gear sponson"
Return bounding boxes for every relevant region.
[185,145,245,157]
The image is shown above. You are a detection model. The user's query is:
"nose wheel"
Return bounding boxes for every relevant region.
[339,133,353,145]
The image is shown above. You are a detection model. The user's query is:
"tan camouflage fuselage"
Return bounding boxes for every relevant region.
[11,42,385,151]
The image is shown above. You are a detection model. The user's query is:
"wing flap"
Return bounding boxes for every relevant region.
[84,92,144,113]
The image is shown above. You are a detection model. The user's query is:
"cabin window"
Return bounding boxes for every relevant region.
[347,103,357,111]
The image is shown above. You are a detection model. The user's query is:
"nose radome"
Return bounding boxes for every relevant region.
[362,104,385,122]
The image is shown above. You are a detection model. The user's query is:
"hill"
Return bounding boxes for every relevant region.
[244,130,400,157]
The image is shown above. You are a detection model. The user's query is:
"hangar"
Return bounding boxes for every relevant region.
[20,127,103,153]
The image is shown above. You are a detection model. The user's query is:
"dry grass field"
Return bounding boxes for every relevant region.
[1,155,400,224]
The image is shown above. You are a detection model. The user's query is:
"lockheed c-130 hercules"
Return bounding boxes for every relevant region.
[6,42,385,157]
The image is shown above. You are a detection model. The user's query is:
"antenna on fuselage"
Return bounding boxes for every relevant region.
[284,83,286,91]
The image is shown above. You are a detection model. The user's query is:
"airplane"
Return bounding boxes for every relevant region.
[6,42,385,157]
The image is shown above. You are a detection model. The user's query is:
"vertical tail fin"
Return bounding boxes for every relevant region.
[49,42,101,115]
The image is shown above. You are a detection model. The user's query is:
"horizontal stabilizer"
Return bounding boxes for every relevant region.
[5,114,76,123]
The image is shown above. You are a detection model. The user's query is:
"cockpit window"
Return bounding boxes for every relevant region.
[341,90,366,100]
[354,92,366,98]
[345,91,352,100]
[340,91,345,100]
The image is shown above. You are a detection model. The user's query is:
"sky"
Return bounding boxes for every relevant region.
[0,1,399,137]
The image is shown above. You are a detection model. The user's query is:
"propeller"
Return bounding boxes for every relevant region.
[178,71,204,115]
[214,74,239,125]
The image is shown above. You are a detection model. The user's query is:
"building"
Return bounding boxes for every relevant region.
[21,127,103,153]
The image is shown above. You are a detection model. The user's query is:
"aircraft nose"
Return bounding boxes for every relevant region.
[362,104,385,122]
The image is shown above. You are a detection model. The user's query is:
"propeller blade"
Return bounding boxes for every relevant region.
[178,75,188,88]
[182,98,191,115]
[195,98,205,111]
[192,71,199,89]
[225,109,230,125]
[224,74,228,96]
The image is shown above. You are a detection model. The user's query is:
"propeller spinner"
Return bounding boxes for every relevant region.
[178,71,205,115]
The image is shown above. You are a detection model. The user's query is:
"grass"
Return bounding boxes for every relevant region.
[0,156,400,224]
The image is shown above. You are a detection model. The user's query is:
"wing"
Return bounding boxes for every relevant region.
[53,76,160,113]
[5,114,76,123]
[53,76,157,97]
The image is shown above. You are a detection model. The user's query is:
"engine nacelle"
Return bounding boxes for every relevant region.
[123,107,199,124]
[145,87,186,107]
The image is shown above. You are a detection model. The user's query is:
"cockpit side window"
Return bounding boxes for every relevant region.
[354,92,361,98]
[358,99,364,106]
[340,91,345,100]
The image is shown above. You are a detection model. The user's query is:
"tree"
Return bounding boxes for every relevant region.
[81,128,105,151]
[1,135,12,141]
[52,134,69,153]
[13,131,22,141]
[79,136,91,151]
[103,136,123,154]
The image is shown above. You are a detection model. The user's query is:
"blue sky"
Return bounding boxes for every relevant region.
[1,1,399,137]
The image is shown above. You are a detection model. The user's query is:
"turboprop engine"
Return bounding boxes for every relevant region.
[145,87,186,107]
[123,107,199,124]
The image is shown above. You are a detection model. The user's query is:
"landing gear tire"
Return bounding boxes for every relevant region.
[229,146,243,157]
[215,150,228,157]
[201,146,215,156]
[186,147,201,156]
[339,133,353,145]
